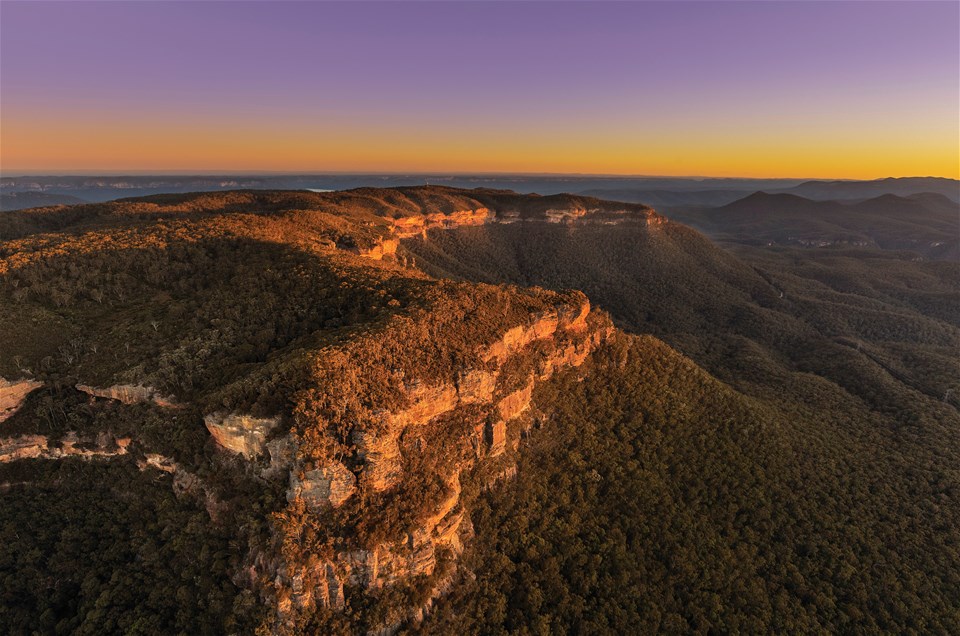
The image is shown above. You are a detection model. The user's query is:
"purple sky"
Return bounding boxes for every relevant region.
[2,1,958,176]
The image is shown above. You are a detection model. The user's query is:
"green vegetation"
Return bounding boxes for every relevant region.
[0,459,266,635]
[403,214,960,633]
[404,219,959,413]
[666,191,959,260]
[1,186,957,634]
[418,336,960,633]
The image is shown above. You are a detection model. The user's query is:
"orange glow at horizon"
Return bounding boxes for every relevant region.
[3,1,958,181]
[3,112,957,180]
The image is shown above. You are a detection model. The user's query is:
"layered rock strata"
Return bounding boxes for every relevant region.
[390,208,495,239]
[348,203,662,262]
[0,432,131,463]
[268,296,614,628]
[75,383,178,407]
[204,413,280,459]
[0,377,42,422]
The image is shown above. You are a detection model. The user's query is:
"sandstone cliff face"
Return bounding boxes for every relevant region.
[391,208,494,239]
[204,413,280,459]
[347,201,662,264]
[389,204,662,237]
[483,301,588,363]
[0,432,131,463]
[496,380,534,423]
[75,383,178,407]
[271,296,613,630]
[287,462,357,509]
[0,435,48,462]
[0,378,42,422]
[355,238,400,260]
[352,208,494,260]
[313,298,592,499]
[544,206,592,223]
[138,453,178,473]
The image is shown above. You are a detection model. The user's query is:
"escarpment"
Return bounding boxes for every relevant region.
[204,413,280,459]
[390,207,495,239]
[262,293,615,631]
[75,383,178,407]
[0,378,42,422]
[0,186,649,633]
[298,186,661,261]
[0,432,131,463]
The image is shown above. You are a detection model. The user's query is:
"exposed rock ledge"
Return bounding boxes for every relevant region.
[204,412,280,459]
[355,238,399,260]
[353,209,492,260]
[390,208,494,239]
[76,383,179,407]
[355,205,663,260]
[275,297,615,626]
[0,377,42,422]
[296,296,595,501]
[0,432,131,463]
[286,462,357,509]
[138,453,178,473]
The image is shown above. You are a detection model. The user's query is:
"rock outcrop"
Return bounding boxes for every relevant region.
[287,462,357,509]
[341,198,662,264]
[483,301,589,363]
[0,377,42,422]
[273,295,614,629]
[0,432,131,463]
[391,208,494,239]
[322,299,592,498]
[380,204,661,245]
[352,428,405,492]
[0,434,48,461]
[497,380,534,423]
[355,238,399,260]
[75,383,178,407]
[138,453,178,473]
[204,413,280,459]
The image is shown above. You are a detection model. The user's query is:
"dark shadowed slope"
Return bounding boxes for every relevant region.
[664,191,959,259]
[0,191,86,211]
[778,177,960,202]
[402,192,960,633]
[577,188,756,208]
[579,176,960,210]
[402,212,959,408]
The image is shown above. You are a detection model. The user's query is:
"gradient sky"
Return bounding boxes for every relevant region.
[1,1,958,178]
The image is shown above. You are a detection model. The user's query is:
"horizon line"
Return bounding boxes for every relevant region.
[2,171,957,182]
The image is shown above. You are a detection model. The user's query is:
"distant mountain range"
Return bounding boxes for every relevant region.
[583,176,960,208]
[0,191,86,210]
[782,177,960,202]
[4,174,956,211]
[664,191,959,260]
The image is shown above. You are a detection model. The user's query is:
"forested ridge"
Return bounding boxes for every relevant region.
[418,336,960,633]
[0,187,957,634]
[405,209,960,633]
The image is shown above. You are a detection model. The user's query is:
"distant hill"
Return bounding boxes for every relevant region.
[0,174,808,204]
[4,175,955,209]
[578,177,960,208]
[0,186,653,242]
[576,188,752,208]
[0,191,85,211]
[665,191,959,259]
[776,177,960,202]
